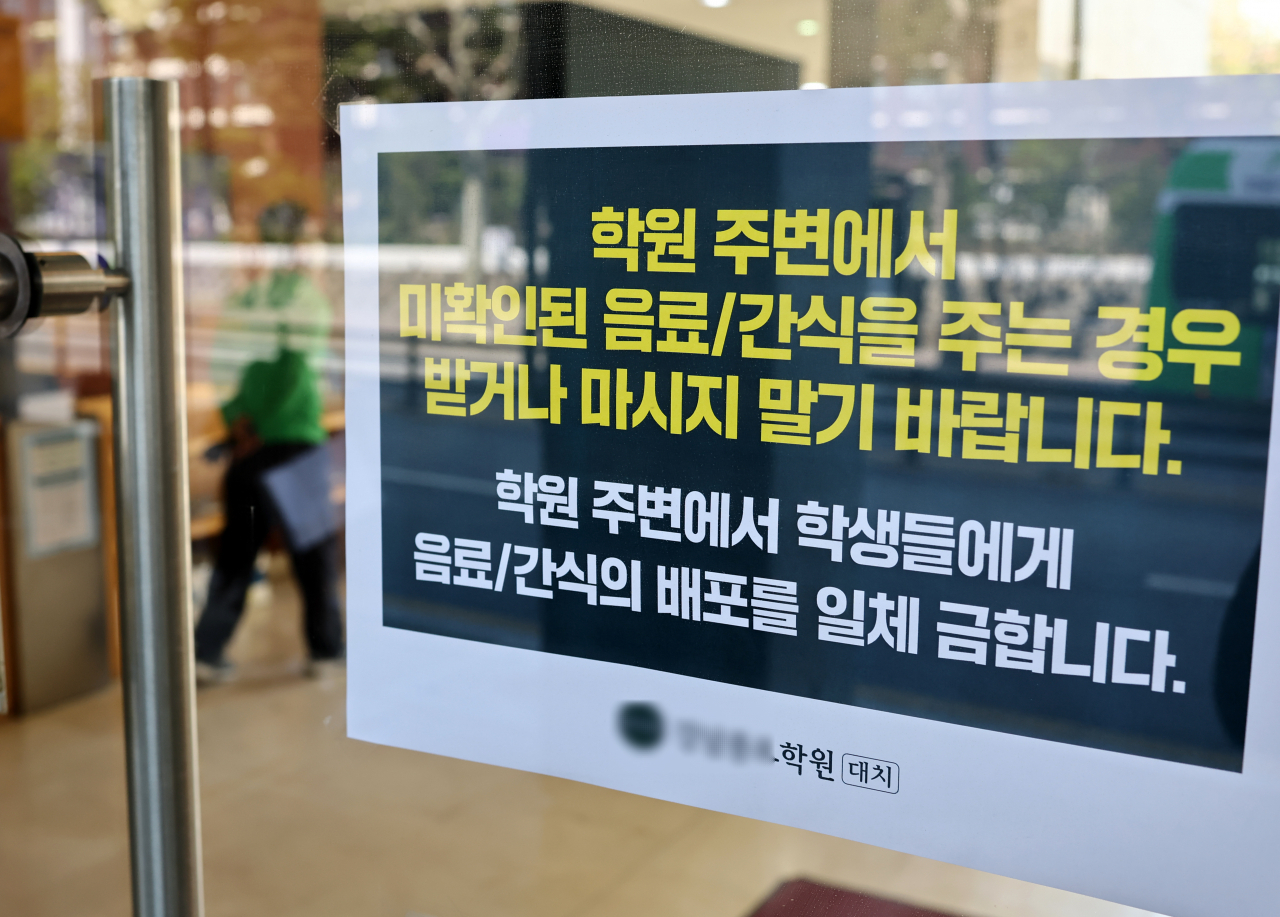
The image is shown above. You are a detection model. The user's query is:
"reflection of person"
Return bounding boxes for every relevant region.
[194,203,343,683]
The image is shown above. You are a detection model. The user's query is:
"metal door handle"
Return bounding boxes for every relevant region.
[0,233,130,337]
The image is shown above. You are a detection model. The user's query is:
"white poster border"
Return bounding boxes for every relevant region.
[342,76,1280,917]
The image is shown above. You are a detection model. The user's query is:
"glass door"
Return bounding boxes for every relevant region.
[3,2,1278,916]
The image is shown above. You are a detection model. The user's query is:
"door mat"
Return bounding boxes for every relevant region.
[748,879,960,917]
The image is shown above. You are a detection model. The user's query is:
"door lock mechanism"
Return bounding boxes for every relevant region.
[0,232,131,338]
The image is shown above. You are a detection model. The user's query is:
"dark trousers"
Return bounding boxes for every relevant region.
[194,442,344,664]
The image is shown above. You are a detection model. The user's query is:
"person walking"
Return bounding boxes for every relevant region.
[194,201,343,683]
[193,345,344,682]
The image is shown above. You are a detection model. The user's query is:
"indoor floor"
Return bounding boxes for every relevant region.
[0,558,1159,917]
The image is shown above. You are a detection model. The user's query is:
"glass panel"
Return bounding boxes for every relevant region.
[1,1,1277,915]
[2,5,129,915]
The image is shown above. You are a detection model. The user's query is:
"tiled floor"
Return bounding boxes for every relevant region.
[0,562,1160,917]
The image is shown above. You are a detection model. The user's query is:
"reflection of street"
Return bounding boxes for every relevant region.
[379,347,1263,770]
[371,201,1270,770]
[381,382,542,647]
[851,455,1256,765]
[367,128,1274,772]
[944,252,1154,380]
[381,414,1261,621]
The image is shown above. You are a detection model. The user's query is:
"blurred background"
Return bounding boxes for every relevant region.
[1,1,1279,916]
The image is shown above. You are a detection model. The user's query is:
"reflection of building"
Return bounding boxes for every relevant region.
[831,0,1000,87]
[9,0,327,241]
[149,0,328,240]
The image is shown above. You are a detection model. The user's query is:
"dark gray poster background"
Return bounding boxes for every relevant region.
[377,138,1275,771]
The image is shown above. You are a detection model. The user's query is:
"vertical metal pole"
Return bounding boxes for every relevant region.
[105,77,204,917]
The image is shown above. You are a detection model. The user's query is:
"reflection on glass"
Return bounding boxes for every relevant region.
[3,1,1280,916]
[380,132,1275,772]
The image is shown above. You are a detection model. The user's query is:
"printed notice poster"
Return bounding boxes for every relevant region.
[343,77,1280,917]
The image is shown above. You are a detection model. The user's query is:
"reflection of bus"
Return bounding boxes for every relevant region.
[1148,138,1280,400]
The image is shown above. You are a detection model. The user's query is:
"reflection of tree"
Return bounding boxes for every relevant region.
[408,3,519,282]
[329,4,521,409]
[325,3,520,278]
[8,47,98,237]
[324,3,519,110]
[406,2,520,103]
[8,59,61,227]
[945,138,1183,256]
